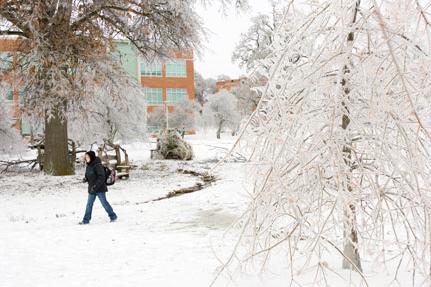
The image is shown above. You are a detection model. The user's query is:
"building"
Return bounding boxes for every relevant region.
[215,77,247,92]
[114,41,195,114]
[1,38,195,135]
[0,37,31,135]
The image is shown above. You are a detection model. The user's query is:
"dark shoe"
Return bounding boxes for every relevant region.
[110,217,117,223]
[79,221,89,225]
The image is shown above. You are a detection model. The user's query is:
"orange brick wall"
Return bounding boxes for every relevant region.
[0,39,19,52]
[141,52,195,112]
[216,78,246,92]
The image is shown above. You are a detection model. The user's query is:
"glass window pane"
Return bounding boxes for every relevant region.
[166,60,186,78]
[19,90,25,104]
[143,88,163,105]
[0,53,12,70]
[6,90,13,101]
[141,62,162,77]
[166,88,188,104]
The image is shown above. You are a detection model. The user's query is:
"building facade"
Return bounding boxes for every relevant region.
[114,42,195,114]
[1,38,195,135]
[0,37,31,135]
[215,77,247,92]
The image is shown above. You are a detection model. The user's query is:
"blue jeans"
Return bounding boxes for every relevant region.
[83,192,117,223]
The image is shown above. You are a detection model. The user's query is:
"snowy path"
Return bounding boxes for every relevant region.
[0,135,268,287]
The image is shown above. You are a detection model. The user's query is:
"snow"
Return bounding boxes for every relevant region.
[0,132,420,286]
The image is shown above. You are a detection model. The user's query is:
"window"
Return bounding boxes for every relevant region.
[19,90,25,104]
[143,88,163,105]
[166,88,188,104]
[0,53,12,70]
[141,62,162,77]
[6,90,13,101]
[166,60,186,77]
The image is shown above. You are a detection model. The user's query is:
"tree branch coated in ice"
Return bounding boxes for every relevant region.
[218,1,431,285]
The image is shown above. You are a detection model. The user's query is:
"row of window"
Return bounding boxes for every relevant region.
[140,60,187,78]
[143,88,188,105]
[0,53,12,70]
[5,90,25,102]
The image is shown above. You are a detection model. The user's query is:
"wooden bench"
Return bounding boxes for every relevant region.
[98,143,131,180]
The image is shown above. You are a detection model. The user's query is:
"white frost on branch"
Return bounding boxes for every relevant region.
[68,62,148,145]
[203,90,241,139]
[221,0,431,285]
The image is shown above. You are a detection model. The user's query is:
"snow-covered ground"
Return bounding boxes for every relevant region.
[0,132,419,287]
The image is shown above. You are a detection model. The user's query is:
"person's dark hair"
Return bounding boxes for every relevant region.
[85,151,96,163]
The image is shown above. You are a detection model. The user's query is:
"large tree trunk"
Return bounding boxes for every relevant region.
[341,0,362,272]
[44,104,74,176]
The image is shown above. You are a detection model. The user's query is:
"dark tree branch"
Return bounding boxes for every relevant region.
[0,29,24,36]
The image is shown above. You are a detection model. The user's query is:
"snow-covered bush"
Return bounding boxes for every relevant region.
[156,130,193,160]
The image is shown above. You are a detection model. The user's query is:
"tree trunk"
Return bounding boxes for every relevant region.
[216,121,223,139]
[341,0,362,272]
[342,204,362,271]
[44,105,74,176]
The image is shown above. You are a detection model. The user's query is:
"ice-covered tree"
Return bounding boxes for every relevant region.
[146,99,194,133]
[231,79,260,116]
[216,74,231,81]
[0,0,240,175]
[222,0,431,285]
[169,98,195,130]
[0,93,23,153]
[205,78,217,95]
[195,72,206,105]
[68,81,147,145]
[203,90,240,139]
[232,14,274,72]
[195,72,218,105]
[147,106,167,131]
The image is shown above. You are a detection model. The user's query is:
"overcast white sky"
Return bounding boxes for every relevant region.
[194,1,273,80]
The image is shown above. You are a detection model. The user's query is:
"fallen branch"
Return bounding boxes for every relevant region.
[205,145,248,163]
[0,159,38,173]
[135,169,217,204]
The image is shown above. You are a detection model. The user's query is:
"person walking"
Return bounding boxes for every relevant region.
[79,151,117,225]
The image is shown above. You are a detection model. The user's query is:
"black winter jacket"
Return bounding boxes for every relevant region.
[84,157,108,193]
